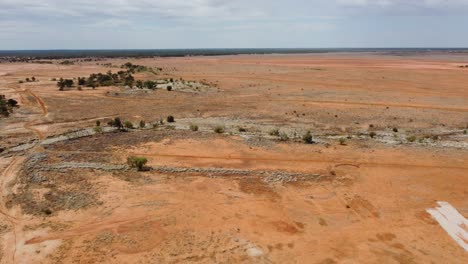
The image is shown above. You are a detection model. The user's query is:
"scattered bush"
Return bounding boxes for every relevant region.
[269,129,280,137]
[124,121,134,129]
[406,135,417,142]
[279,132,289,141]
[369,131,377,138]
[7,99,18,107]
[108,117,123,129]
[127,156,148,171]
[214,125,225,133]
[143,80,157,89]
[302,131,314,144]
[93,126,103,133]
[167,116,175,123]
[0,95,19,117]
[339,138,346,145]
[190,124,199,131]
[57,78,74,90]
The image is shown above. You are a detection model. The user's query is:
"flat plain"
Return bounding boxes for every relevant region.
[0,52,467,263]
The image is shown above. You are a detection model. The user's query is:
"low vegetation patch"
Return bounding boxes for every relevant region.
[127,156,148,171]
[0,95,19,117]
[167,116,175,123]
[302,131,314,144]
[214,125,225,134]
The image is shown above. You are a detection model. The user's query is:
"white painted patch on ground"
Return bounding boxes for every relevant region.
[427,201,468,251]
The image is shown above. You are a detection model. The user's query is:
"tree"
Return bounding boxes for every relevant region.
[57,78,65,91]
[127,156,148,171]
[78,77,86,86]
[303,131,314,144]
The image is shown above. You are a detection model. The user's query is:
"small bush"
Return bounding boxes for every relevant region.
[393,128,398,133]
[167,85,172,91]
[139,120,146,128]
[214,125,224,133]
[269,129,280,136]
[127,156,148,171]
[238,127,247,132]
[339,138,346,145]
[406,135,417,142]
[96,120,101,127]
[124,121,134,129]
[93,126,103,133]
[464,130,467,135]
[279,132,289,141]
[190,124,199,131]
[109,117,123,129]
[369,132,377,138]
[167,116,175,123]
[302,131,314,144]
[18,80,24,84]
[7,99,18,107]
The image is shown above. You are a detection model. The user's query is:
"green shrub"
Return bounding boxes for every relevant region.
[95,120,101,127]
[279,132,289,141]
[124,121,134,129]
[406,135,416,142]
[464,130,467,135]
[190,124,199,131]
[302,131,314,144]
[167,116,175,123]
[127,156,148,171]
[214,125,224,133]
[93,126,103,133]
[339,138,346,145]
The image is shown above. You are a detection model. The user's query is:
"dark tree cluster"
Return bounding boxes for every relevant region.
[84,70,135,88]
[56,78,74,91]
[121,62,149,73]
[0,95,19,117]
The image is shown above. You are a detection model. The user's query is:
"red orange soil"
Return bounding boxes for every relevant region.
[0,53,467,263]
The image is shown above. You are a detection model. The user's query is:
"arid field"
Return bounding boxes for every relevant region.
[0,53,467,263]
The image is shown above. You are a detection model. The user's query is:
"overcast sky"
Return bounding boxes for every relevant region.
[0,0,467,49]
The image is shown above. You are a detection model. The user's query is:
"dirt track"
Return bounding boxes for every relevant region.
[0,53,467,263]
